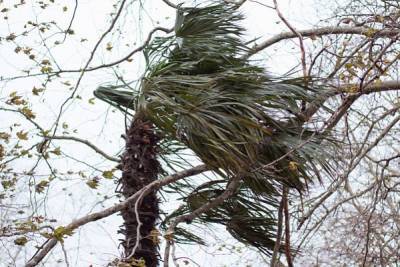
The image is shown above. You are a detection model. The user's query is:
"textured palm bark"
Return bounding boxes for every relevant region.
[118,115,160,266]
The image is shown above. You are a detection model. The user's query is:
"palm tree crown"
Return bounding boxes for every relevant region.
[95,2,333,256]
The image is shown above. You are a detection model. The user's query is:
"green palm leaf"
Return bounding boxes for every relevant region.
[95,2,335,255]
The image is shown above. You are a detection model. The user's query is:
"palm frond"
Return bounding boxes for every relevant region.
[95,2,336,255]
[162,181,280,254]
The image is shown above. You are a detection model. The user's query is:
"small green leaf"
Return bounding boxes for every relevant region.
[20,106,36,119]
[40,66,53,73]
[86,177,99,189]
[50,147,61,156]
[14,237,28,246]
[102,170,114,179]
[62,122,68,129]
[106,42,113,51]
[32,87,45,95]
[16,131,28,140]
[35,180,49,193]
[53,226,74,242]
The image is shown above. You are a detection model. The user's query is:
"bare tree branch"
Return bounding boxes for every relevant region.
[49,0,130,144]
[272,0,307,81]
[301,80,400,123]
[74,26,173,73]
[247,26,400,57]
[271,192,285,267]
[283,188,293,267]
[44,135,120,162]
[25,164,209,267]
[161,0,178,9]
[298,114,400,228]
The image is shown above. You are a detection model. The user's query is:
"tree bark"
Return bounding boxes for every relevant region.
[118,115,160,266]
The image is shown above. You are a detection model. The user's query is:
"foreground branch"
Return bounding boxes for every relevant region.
[25,164,209,267]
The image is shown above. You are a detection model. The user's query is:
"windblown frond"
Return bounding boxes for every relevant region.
[95,2,335,255]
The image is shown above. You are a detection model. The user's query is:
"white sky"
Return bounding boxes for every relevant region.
[0,0,331,266]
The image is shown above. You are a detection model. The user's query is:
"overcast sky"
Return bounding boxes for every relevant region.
[0,0,331,266]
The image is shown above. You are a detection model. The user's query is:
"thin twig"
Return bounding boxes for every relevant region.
[271,192,285,267]
[49,0,130,148]
[60,0,78,43]
[171,241,180,267]
[272,0,307,80]
[74,26,173,73]
[359,38,396,90]
[60,242,70,267]
[123,190,146,260]
[283,188,293,267]
[298,115,400,228]
[44,135,119,162]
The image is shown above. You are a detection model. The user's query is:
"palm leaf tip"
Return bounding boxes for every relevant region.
[94,85,137,111]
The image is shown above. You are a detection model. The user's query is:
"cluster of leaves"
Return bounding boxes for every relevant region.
[95,3,334,254]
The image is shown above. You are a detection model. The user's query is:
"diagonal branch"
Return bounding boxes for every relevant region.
[271,192,285,267]
[161,0,178,9]
[247,26,400,57]
[25,164,209,267]
[272,0,307,80]
[283,188,293,267]
[75,26,173,73]
[300,80,400,123]
[298,114,400,228]
[44,135,120,162]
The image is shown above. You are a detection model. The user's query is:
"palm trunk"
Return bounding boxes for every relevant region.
[118,115,160,266]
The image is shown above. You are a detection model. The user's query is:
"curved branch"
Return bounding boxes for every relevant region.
[60,0,78,43]
[44,135,120,162]
[1,26,173,81]
[247,26,400,57]
[25,164,209,267]
[301,80,400,122]
[79,26,173,72]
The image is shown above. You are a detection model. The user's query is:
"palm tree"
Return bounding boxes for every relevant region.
[117,114,160,266]
[95,2,333,265]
